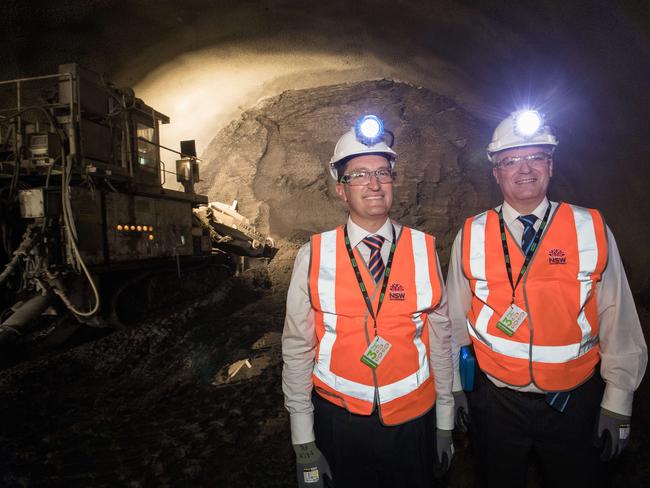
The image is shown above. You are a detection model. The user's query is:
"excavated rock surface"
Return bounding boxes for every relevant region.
[197,79,497,268]
[197,79,587,273]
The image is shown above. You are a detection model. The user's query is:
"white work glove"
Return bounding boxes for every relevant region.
[294,441,333,487]
[453,390,471,432]
[434,428,454,477]
[594,408,631,461]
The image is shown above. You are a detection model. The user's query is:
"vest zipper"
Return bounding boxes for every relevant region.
[522,202,561,389]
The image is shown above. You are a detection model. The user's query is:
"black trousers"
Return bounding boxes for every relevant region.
[313,392,437,488]
[468,370,610,488]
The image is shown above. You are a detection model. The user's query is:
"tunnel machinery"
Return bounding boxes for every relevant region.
[0,64,275,345]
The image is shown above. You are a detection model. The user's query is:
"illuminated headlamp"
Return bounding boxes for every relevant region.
[355,115,384,146]
[513,110,544,138]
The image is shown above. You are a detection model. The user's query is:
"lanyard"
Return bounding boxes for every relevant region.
[497,204,551,303]
[343,224,397,324]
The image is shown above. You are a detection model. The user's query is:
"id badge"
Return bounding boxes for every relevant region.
[496,304,527,337]
[360,336,392,369]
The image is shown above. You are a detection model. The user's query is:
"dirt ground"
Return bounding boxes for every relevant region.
[0,244,649,487]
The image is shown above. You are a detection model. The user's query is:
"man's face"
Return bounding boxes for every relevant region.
[492,145,553,211]
[335,154,393,226]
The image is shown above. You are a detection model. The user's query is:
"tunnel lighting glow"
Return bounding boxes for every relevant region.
[136,225,142,232]
[149,234,154,241]
[355,115,384,146]
[514,110,543,137]
[130,225,136,231]
[116,225,123,231]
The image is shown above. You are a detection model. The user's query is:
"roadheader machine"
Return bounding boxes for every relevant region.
[0,64,275,343]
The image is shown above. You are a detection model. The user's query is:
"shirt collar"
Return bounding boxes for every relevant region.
[346,217,395,249]
[500,197,550,227]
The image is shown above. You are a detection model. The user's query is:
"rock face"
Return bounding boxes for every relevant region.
[198,79,495,267]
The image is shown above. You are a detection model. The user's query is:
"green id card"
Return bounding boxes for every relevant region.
[360,335,392,369]
[496,304,527,336]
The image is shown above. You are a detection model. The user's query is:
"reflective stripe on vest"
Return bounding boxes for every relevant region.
[312,227,437,404]
[464,203,606,365]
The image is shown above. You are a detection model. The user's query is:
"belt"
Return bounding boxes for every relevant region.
[513,390,546,399]
[478,369,547,398]
[312,389,380,417]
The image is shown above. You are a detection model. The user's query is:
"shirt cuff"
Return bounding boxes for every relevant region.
[290,412,316,445]
[435,401,455,430]
[600,383,634,417]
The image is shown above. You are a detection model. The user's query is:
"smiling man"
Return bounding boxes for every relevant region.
[446,111,647,487]
[282,116,454,488]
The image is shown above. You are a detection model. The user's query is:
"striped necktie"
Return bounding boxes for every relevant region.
[546,390,571,412]
[362,235,386,283]
[518,214,538,254]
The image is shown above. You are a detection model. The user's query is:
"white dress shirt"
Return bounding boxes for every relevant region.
[446,198,648,416]
[282,217,454,445]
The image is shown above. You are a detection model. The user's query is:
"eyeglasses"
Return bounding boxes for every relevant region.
[340,168,396,186]
[495,152,552,170]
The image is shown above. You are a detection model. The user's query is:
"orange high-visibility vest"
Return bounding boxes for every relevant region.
[461,203,608,391]
[309,225,442,425]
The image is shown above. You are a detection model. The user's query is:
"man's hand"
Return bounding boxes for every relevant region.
[594,408,631,461]
[434,428,454,477]
[294,441,333,487]
[453,390,470,432]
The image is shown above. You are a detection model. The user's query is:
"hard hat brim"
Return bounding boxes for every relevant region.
[329,151,396,180]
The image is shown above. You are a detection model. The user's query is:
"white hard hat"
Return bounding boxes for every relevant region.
[328,116,397,180]
[487,110,558,162]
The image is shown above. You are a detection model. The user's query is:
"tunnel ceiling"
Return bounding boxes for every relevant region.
[1,0,649,288]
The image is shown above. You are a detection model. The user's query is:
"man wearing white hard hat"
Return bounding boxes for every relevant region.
[446,110,647,486]
[282,115,455,487]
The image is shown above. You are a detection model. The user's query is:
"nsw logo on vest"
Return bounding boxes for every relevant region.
[548,248,567,264]
[389,283,406,301]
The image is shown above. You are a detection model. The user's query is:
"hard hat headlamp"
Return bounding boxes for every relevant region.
[513,110,544,138]
[328,115,397,180]
[487,109,558,162]
[355,115,385,146]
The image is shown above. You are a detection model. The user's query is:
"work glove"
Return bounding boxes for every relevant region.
[594,408,631,461]
[294,441,333,487]
[453,390,470,432]
[434,428,454,477]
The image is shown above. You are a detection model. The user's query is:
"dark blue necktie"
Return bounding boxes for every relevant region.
[546,390,571,412]
[362,235,385,283]
[517,214,571,411]
[518,214,538,254]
